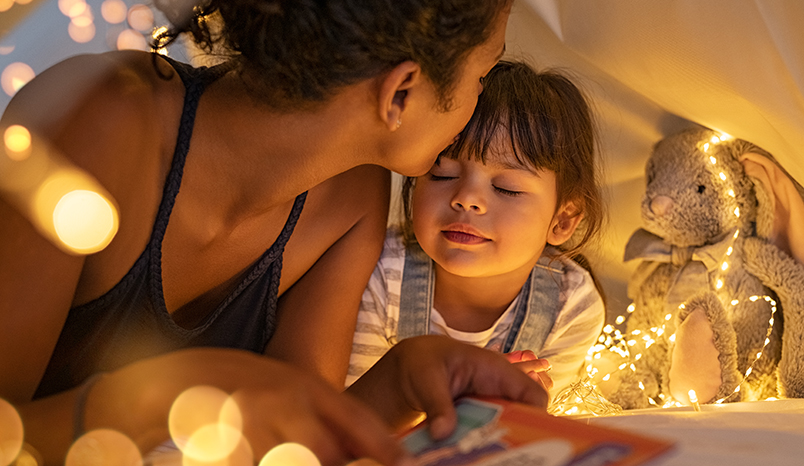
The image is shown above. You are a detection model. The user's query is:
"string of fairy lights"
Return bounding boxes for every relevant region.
[549,133,779,416]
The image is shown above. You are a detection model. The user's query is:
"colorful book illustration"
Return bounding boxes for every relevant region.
[401,397,674,466]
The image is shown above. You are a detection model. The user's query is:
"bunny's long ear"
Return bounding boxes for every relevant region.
[740,152,804,265]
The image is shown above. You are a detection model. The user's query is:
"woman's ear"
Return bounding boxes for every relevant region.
[547,201,584,246]
[378,61,421,131]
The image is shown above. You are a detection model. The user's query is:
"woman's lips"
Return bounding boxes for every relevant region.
[441,229,489,245]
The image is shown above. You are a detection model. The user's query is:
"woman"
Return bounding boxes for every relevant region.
[0,1,547,464]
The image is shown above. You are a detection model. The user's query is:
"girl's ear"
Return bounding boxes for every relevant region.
[547,201,584,246]
[378,61,422,132]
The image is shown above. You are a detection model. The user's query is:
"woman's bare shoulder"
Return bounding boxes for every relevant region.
[2,50,184,189]
[4,50,178,129]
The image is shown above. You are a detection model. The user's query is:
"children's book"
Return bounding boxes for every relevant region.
[400,397,674,466]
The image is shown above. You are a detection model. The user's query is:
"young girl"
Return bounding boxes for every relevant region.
[348,61,606,396]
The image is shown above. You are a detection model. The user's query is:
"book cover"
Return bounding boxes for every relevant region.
[400,397,674,466]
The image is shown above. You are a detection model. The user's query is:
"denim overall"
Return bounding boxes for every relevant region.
[397,242,564,353]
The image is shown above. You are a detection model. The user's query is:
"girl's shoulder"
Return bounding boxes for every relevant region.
[539,247,599,294]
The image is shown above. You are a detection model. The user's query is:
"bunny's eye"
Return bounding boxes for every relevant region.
[697,185,706,194]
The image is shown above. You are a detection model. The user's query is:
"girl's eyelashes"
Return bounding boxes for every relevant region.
[494,186,523,197]
[429,174,455,181]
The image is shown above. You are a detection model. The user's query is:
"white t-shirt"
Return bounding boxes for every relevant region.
[346,227,605,396]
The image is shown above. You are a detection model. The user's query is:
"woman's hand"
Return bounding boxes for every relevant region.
[32,348,414,466]
[504,350,553,392]
[346,335,549,441]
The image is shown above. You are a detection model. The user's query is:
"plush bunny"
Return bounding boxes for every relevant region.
[601,127,804,409]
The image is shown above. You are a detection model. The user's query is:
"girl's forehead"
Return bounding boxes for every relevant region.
[450,145,538,173]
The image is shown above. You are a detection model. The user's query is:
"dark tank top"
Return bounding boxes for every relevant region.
[34,57,307,399]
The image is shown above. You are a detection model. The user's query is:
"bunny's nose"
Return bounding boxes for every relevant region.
[650,196,674,217]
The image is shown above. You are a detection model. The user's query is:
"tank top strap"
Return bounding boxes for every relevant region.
[148,56,234,251]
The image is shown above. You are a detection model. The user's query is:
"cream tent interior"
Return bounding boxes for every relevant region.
[505,0,804,315]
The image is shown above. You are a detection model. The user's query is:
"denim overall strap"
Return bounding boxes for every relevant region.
[397,241,435,340]
[502,256,564,354]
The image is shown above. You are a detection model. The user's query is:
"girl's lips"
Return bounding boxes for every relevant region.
[441,230,489,245]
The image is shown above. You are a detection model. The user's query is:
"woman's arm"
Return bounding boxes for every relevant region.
[266,164,391,387]
[17,347,410,466]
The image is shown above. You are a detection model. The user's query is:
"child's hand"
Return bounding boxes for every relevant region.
[504,350,553,392]
[347,336,549,441]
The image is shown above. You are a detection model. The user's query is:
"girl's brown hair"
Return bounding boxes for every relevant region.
[402,60,605,259]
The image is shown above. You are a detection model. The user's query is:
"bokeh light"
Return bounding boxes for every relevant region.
[4,125,32,161]
[127,4,153,32]
[68,22,96,44]
[1,62,35,97]
[259,443,321,466]
[101,0,127,24]
[58,0,87,18]
[71,7,94,27]
[116,29,147,51]
[169,386,244,463]
[15,0,35,5]
[0,0,13,13]
[10,445,41,466]
[65,429,142,466]
[0,46,14,56]
[0,398,24,466]
[50,189,118,254]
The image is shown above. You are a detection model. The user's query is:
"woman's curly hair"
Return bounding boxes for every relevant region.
[153,0,511,111]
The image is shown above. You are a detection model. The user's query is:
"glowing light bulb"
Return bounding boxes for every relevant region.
[709,156,717,164]
[615,315,625,324]
[1,62,35,97]
[69,22,96,43]
[259,443,320,466]
[101,0,127,23]
[716,279,723,289]
[66,429,142,466]
[58,0,87,18]
[728,189,735,197]
[49,189,117,253]
[169,386,244,462]
[127,4,154,32]
[688,390,701,411]
[117,28,147,51]
[719,172,727,181]
[4,124,31,161]
[703,143,710,152]
[0,398,24,466]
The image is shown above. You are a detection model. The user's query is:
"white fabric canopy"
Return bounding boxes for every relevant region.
[507,0,804,310]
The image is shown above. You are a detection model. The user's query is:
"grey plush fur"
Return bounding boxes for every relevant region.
[608,127,804,409]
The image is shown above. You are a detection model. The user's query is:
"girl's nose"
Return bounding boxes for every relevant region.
[451,187,486,214]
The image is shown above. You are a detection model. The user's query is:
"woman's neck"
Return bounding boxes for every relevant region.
[432,265,534,333]
[190,72,380,221]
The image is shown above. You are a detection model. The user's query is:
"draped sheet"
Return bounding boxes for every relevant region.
[507,0,804,310]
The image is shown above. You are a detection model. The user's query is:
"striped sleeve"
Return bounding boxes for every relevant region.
[538,259,606,396]
[344,228,406,387]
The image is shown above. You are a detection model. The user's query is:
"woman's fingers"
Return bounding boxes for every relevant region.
[232,371,411,466]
